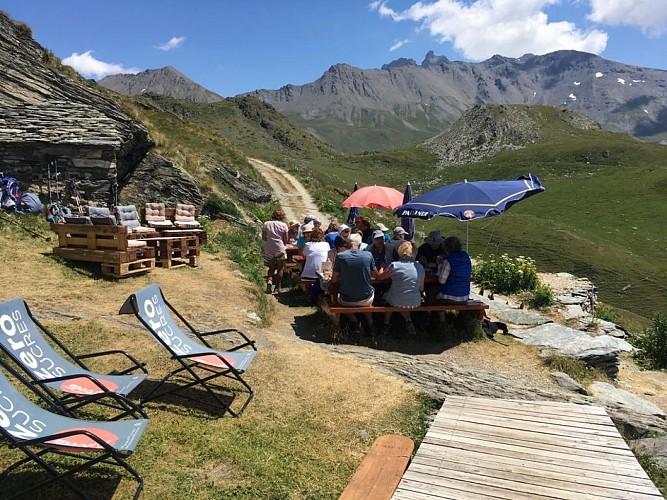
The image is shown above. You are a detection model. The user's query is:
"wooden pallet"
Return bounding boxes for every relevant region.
[53,246,155,264]
[100,257,155,279]
[144,236,200,268]
[50,223,133,251]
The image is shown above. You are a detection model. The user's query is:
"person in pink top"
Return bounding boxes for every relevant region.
[262,209,289,294]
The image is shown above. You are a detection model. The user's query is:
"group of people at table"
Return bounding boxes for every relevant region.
[262,209,472,336]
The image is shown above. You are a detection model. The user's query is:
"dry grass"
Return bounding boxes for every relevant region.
[0,221,425,499]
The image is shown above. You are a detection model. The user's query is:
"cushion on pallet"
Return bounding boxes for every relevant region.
[174,204,201,229]
[145,203,174,228]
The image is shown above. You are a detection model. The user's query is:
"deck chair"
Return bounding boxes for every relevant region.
[0,368,147,499]
[119,284,256,417]
[0,298,147,420]
[115,204,154,233]
[144,202,174,229]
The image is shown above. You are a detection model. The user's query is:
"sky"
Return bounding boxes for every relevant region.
[2,0,667,97]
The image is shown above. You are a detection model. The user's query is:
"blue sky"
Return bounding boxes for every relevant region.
[3,1,666,97]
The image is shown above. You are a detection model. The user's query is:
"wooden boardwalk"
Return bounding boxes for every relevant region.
[392,396,663,500]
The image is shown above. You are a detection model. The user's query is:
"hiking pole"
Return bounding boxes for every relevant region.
[0,212,52,242]
[68,178,83,215]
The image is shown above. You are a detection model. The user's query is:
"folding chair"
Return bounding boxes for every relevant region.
[0,369,147,500]
[119,284,257,417]
[0,298,147,420]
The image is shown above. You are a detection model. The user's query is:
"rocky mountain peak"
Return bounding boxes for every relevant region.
[98,66,223,103]
[381,58,418,70]
[424,104,600,166]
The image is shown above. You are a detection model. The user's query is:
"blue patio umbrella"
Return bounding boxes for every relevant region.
[394,174,544,249]
[401,181,414,241]
[346,182,359,226]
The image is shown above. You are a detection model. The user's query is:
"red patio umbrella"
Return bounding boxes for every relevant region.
[340,185,404,210]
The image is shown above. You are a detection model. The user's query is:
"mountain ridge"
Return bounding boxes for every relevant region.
[98,66,224,104]
[250,50,667,152]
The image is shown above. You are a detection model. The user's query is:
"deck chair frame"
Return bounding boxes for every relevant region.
[0,298,148,420]
[0,369,147,499]
[119,284,257,417]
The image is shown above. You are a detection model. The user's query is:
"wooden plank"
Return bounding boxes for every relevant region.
[393,397,662,500]
[428,420,634,456]
[414,444,655,487]
[410,454,662,496]
[339,435,414,500]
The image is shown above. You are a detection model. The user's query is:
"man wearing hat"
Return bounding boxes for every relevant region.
[287,220,300,243]
[417,230,445,271]
[366,222,391,246]
[385,226,408,262]
[365,229,393,272]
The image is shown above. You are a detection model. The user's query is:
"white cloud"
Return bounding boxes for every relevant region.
[154,36,186,51]
[370,0,608,60]
[588,0,667,36]
[62,51,140,79]
[390,39,410,51]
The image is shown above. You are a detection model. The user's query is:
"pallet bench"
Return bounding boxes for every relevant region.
[339,435,414,500]
[50,223,156,278]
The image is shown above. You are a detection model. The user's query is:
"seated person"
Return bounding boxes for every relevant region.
[296,222,314,251]
[365,229,393,273]
[301,228,331,279]
[331,233,378,334]
[287,220,300,243]
[366,222,391,246]
[324,221,340,249]
[436,235,472,303]
[328,234,350,263]
[385,226,408,262]
[417,230,446,272]
[376,242,424,335]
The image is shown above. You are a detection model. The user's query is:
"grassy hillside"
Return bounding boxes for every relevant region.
[111,94,667,326]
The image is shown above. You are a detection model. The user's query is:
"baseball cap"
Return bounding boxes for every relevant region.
[375,223,388,232]
[372,229,385,239]
[338,224,350,232]
[394,226,407,236]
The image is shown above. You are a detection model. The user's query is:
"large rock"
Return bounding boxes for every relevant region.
[511,322,633,378]
[120,153,202,207]
[0,12,201,208]
[205,161,271,203]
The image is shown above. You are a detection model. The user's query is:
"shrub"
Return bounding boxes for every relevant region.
[201,194,241,220]
[629,313,667,370]
[473,254,539,295]
[542,354,607,385]
[522,283,556,309]
[595,301,619,323]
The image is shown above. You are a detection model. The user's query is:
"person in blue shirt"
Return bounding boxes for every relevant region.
[376,241,425,335]
[435,236,472,325]
[332,233,378,335]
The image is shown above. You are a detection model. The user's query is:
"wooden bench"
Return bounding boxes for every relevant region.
[50,223,156,278]
[339,435,414,500]
[321,297,488,328]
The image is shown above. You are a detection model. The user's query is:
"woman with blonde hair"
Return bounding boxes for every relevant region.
[376,241,425,335]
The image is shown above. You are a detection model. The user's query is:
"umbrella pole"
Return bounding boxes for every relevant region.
[466,220,469,253]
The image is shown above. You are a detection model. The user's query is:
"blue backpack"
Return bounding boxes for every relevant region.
[0,176,20,211]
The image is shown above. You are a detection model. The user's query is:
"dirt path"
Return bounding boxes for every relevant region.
[248,158,328,223]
